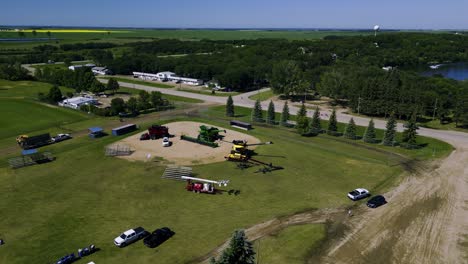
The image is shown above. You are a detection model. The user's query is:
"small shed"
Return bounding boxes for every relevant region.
[88,127,105,138]
[230,120,252,130]
[112,124,137,136]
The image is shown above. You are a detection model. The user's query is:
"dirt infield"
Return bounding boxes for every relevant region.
[116,121,260,165]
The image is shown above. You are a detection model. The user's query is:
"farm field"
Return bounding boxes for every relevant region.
[0,80,454,264]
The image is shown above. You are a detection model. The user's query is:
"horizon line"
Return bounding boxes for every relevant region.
[0,24,466,31]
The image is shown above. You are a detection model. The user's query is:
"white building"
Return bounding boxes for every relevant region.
[59,96,98,109]
[156,71,176,80]
[92,67,112,75]
[68,64,97,71]
[132,71,203,86]
[68,65,84,71]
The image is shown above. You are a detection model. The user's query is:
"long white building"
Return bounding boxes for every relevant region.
[59,96,98,109]
[132,71,203,86]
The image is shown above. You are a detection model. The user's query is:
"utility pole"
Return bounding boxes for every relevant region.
[432,98,438,120]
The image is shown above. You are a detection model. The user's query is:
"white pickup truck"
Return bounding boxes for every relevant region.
[114,227,148,247]
[347,188,370,201]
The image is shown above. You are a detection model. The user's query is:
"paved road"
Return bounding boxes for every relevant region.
[99,79,468,147]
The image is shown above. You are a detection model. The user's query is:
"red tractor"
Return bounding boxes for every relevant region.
[140,125,169,140]
[181,176,229,194]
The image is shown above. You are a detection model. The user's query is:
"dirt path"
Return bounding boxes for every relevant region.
[322,140,468,264]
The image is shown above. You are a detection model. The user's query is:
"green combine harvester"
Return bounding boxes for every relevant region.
[180,125,226,148]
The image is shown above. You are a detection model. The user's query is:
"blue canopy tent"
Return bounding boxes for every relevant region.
[88,127,105,138]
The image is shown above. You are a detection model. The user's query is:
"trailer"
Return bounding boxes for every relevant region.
[230,120,252,130]
[16,133,52,149]
[112,124,137,136]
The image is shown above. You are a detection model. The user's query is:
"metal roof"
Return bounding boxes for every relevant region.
[89,127,103,133]
[22,149,38,155]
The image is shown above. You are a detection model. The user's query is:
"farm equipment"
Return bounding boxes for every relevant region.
[225,140,282,171]
[182,176,229,194]
[140,125,169,140]
[180,125,226,148]
[225,140,273,161]
[16,133,52,149]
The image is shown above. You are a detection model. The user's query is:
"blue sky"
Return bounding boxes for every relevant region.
[1,0,467,29]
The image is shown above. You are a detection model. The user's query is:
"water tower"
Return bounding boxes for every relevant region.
[373,25,380,37]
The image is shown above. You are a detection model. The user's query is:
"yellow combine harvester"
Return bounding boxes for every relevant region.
[225,140,272,162]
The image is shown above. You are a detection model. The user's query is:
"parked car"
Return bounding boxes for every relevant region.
[162,137,171,147]
[51,133,72,143]
[56,253,76,264]
[367,195,387,208]
[347,188,370,201]
[143,227,174,248]
[114,227,148,247]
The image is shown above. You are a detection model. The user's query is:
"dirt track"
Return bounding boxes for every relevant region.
[322,140,468,264]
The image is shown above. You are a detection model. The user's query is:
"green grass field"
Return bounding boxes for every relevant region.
[253,224,326,264]
[249,89,276,101]
[0,80,454,263]
[0,80,90,140]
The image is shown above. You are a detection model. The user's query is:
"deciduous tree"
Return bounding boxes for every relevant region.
[106,78,120,94]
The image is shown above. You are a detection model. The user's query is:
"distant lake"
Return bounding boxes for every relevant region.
[420,62,468,81]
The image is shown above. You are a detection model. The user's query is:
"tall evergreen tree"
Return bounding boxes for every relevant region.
[344,118,357,139]
[363,119,377,143]
[280,101,290,126]
[212,230,256,264]
[47,85,63,103]
[266,100,275,124]
[309,106,322,134]
[226,95,235,117]
[327,108,338,135]
[296,103,309,134]
[402,112,419,146]
[383,113,397,146]
[251,99,263,122]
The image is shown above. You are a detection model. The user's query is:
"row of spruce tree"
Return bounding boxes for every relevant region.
[226,96,419,148]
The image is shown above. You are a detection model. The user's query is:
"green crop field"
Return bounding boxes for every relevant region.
[0,29,376,50]
[0,80,453,263]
